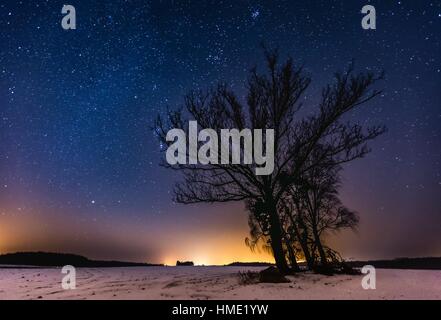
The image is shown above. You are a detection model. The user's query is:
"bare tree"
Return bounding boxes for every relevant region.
[283,163,359,270]
[155,49,385,274]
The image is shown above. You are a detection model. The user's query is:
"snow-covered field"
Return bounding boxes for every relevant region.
[0,266,439,300]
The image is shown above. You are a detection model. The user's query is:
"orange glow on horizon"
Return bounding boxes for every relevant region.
[0,205,275,265]
[160,236,275,266]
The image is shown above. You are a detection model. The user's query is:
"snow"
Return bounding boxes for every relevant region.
[0,266,439,300]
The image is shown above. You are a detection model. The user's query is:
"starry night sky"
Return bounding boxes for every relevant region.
[0,1,440,264]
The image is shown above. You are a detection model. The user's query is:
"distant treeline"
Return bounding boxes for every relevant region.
[1,252,439,270]
[0,252,163,268]
[348,257,441,270]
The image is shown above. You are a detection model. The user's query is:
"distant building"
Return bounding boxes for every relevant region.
[176,260,194,266]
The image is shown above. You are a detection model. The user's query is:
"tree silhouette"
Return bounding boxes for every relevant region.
[281,162,359,270]
[155,48,385,274]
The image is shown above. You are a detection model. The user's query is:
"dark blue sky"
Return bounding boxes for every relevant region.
[0,1,440,263]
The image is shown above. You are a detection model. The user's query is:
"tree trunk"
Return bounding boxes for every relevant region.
[289,212,314,270]
[269,230,290,274]
[286,241,300,272]
[268,209,290,274]
[294,222,314,270]
[313,228,327,266]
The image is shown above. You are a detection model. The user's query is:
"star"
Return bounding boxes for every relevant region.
[251,9,260,20]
